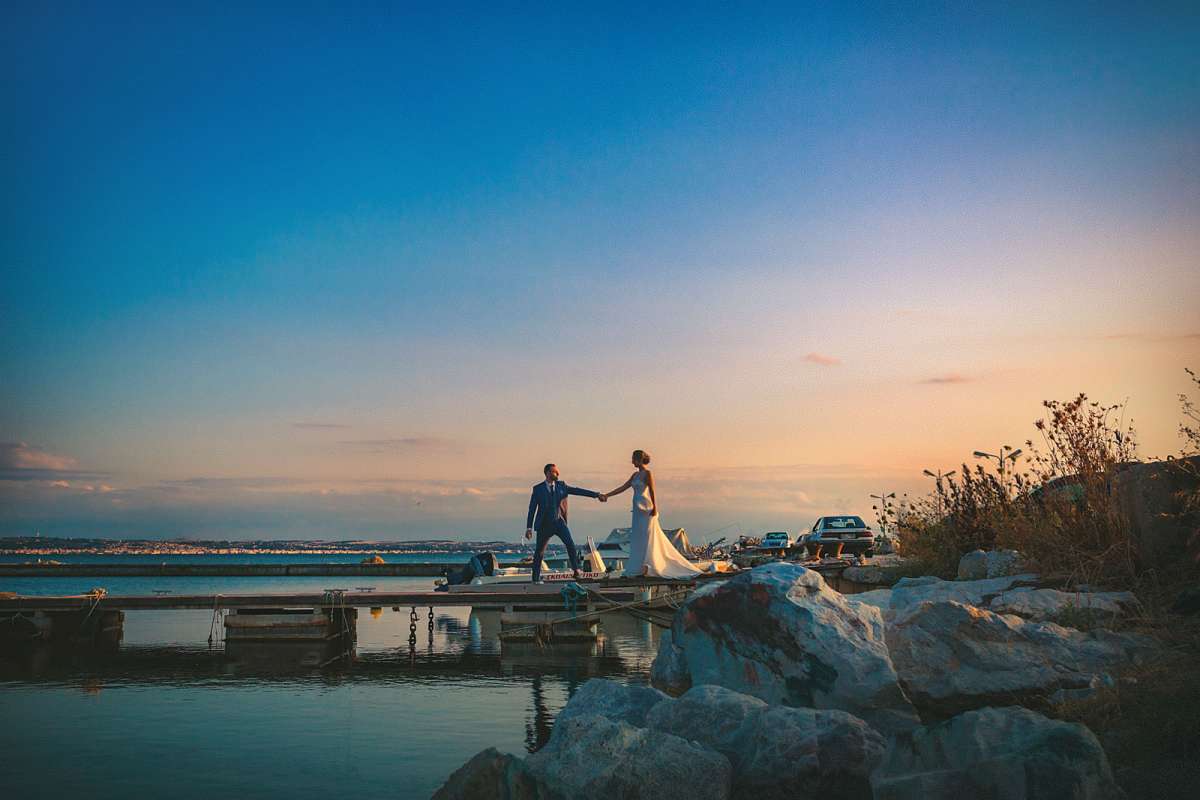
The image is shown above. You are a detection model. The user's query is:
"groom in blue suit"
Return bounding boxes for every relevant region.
[525,463,606,582]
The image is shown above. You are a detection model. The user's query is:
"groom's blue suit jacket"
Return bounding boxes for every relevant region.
[526,481,599,532]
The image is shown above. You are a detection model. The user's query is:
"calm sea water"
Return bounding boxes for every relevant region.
[0,555,664,799]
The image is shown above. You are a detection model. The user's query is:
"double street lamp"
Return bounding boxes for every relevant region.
[922,468,956,515]
[973,445,1023,487]
[870,491,896,535]
[922,468,956,485]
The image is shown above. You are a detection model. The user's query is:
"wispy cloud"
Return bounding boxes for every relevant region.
[803,352,842,367]
[918,373,972,385]
[159,477,299,491]
[293,422,351,430]
[0,442,77,471]
[0,442,106,482]
[1102,332,1200,343]
[338,436,459,453]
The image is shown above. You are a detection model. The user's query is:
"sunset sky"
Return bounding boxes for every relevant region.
[2,3,1197,541]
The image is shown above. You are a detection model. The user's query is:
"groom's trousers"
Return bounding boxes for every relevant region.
[532,520,581,582]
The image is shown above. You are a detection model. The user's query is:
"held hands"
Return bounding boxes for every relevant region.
[525,528,533,540]
[650,507,658,517]
[597,493,608,503]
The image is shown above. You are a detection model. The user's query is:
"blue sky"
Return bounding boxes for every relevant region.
[2,3,1197,540]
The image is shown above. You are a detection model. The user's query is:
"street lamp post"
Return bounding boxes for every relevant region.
[922,468,956,515]
[973,446,1023,489]
[870,491,896,535]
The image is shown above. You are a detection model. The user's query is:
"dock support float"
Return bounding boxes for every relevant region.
[223,607,358,667]
[0,609,124,650]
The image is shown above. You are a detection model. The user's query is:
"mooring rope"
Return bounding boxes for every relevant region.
[581,584,679,628]
[497,583,691,640]
[79,587,107,629]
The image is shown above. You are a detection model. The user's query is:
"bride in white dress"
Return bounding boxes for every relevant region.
[601,450,700,579]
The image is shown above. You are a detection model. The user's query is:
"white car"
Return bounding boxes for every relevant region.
[806,515,875,557]
[760,531,792,550]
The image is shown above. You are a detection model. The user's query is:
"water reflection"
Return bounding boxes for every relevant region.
[0,569,678,798]
[0,604,665,799]
[0,604,663,684]
[526,675,554,752]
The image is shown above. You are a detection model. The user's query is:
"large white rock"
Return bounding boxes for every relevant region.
[956,549,1027,580]
[956,550,989,580]
[842,554,913,586]
[649,563,920,733]
[645,685,885,800]
[554,678,669,728]
[888,573,1040,616]
[886,600,1154,716]
[526,713,732,800]
[987,587,1137,622]
[844,588,892,613]
[872,706,1122,800]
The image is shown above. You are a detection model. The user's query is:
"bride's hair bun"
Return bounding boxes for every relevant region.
[633,449,651,466]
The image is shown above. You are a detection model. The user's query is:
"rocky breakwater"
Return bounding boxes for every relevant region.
[435,562,1147,799]
[885,600,1153,715]
[873,706,1123,800]
[841,554,918,587]
[650,562,921,734]
[433,678,886,800]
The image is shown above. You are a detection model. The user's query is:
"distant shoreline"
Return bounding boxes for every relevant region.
[0,536,545,557]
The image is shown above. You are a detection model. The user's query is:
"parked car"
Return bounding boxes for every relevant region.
[806,515,875,558]
[760,531,791,551]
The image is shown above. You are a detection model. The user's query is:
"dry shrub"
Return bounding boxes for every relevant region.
[1180,368,1200,457]
[901,393,1141,586]
[1171,368,1200,568]
[899,468,1022,578]
[1005,394,1140,587]
[1175,368,1200,510]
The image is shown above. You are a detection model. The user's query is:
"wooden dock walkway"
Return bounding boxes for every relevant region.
[0,577,709,612]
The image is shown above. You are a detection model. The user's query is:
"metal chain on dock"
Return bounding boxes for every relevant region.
[207,593,224,646]
[407,606,418,660]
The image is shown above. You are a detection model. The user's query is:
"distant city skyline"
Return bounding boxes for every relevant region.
[2,4,1197,541]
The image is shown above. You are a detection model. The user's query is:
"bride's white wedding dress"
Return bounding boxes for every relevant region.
[627,472,700,579]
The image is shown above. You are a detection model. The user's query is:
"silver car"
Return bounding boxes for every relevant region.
[806,515,875,557]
